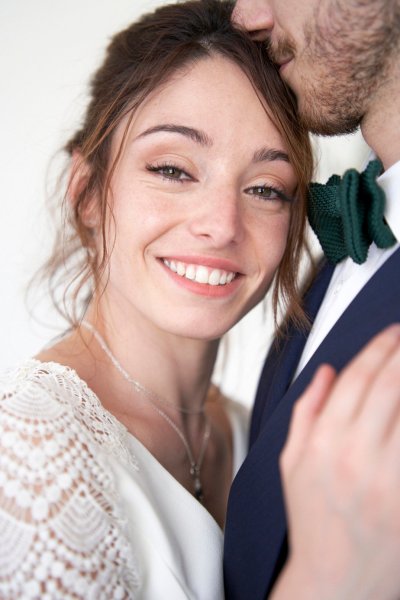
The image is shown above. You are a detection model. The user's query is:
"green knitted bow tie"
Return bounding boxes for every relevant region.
[308,159,396,264]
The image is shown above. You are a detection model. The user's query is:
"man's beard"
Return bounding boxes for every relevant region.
[267,0,400,136]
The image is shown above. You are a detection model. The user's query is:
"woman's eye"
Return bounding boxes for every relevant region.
[146,163,191,182]
[245,184,291,202]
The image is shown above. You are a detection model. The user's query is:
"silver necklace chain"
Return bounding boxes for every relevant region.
[82,320,204,415]
[81,320,211,502]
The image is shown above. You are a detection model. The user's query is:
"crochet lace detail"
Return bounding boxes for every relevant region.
[0,359,140,599]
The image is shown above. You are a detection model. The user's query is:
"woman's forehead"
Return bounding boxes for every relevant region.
[113,55,287,155]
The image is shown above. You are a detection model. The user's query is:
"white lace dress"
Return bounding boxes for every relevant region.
[0,360,249,599]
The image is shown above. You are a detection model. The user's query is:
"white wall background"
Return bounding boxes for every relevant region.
[0,1,371,406]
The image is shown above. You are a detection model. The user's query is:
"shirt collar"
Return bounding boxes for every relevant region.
[378,159,400,242]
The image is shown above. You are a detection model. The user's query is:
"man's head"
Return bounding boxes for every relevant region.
[233,0,400,136]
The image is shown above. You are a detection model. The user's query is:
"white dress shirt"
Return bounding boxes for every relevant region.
[294,159,400,379]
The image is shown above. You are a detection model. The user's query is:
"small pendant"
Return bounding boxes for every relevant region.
[194,478,204,503]
[190,464,204,503]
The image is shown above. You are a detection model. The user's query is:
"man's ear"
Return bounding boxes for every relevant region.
[68,150,100,229]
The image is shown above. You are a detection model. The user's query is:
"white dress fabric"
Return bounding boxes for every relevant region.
[0,359,249,600]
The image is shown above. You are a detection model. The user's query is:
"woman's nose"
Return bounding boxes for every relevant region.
[188,188,245,248]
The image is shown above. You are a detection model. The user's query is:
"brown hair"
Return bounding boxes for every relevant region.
[41,0,313,330]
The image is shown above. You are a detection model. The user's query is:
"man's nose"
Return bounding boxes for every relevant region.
[232,0,274,41]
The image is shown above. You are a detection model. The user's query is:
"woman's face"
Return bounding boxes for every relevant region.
[99,55,297,340]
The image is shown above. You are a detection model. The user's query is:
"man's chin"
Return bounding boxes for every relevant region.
[298,103,362,137]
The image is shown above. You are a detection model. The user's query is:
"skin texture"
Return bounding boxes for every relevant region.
[233,0,400,167]
[38,55,298,527]
[100,55,296,343]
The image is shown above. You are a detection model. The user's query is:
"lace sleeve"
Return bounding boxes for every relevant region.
[0,362,140,599]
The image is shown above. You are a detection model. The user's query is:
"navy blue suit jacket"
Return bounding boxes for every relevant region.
[224,247,400,600]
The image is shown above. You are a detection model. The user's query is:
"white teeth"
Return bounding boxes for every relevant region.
[163,259,236,286]
[219,271,227,285]
[195,266,209,284]
[185,264,196,280]
[208,269,222,286]
[177,262,186,276]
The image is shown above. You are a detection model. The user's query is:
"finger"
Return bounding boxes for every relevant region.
[386,394,400,455]
[357,343,400,443]
[319,324,400,427]
[281,364,336,472]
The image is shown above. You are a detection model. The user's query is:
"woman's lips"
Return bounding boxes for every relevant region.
[162,259,237,286]
[159,257,243,298]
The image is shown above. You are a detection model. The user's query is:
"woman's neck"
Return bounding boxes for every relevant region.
[80,302,220,416]
[35,302,230,526]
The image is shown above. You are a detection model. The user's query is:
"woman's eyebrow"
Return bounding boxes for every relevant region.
[253,147,290,163]
[135,123,213,146]
[134,126,289,164]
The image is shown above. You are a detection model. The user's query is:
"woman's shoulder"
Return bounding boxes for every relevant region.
[0,359,140,598]
[0,359,77,437]
[0,358,137,468]
[1,357,87,391]
[1,358,82,408]
[0,358,97,438]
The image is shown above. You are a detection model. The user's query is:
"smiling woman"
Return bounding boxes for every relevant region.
[94,54,298,341]
[0,0,313,598]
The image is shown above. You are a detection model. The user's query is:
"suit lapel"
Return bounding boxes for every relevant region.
[251,261,334,442]
[255,246,400,596]
[225,247,400,600]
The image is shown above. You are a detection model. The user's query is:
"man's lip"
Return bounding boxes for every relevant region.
[276,56,292,68]
[278,58,293,74]
[160,255,243,274]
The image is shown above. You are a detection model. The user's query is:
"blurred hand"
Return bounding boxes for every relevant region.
[273,324,400,600]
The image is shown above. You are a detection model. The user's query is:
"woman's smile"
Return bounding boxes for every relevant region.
[160,256,242,298]
[104,55,296,339]
[163,259,237,285]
